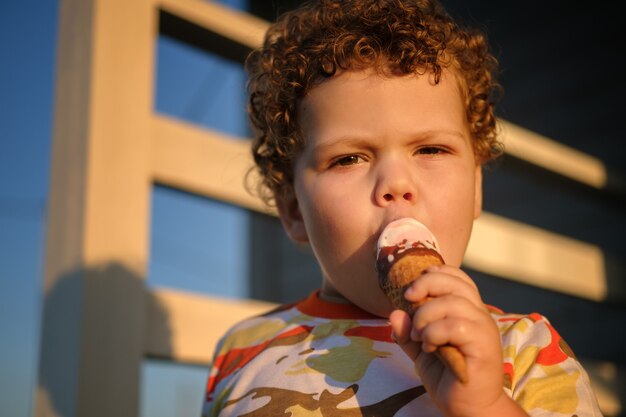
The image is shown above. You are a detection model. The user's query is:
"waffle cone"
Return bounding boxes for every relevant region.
[381,252,469,384]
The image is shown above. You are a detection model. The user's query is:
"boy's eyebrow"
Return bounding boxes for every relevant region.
[312,129,469,151]
[410,129,469,142]
[311,135,374,151]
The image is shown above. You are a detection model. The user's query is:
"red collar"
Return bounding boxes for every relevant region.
[297,290,383,320]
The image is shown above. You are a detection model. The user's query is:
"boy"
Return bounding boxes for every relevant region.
[203,0,602,415]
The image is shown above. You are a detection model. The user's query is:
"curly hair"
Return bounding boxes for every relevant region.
[246,0,502,205]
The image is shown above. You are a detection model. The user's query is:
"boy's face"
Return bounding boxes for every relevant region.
[277,68,482,317]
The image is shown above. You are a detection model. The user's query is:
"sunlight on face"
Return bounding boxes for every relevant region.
[278,68,482,317]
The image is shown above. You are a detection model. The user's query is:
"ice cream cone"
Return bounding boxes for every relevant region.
[376,218,469,384]
[381,250,442,314]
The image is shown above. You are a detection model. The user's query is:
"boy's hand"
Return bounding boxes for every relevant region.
[389,265,530,417]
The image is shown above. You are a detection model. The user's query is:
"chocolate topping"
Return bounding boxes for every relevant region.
[375,242,444,280]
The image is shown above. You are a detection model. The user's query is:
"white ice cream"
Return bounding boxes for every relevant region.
[376,218,440,262]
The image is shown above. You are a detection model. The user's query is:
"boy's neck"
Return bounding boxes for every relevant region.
[319,288,352,305]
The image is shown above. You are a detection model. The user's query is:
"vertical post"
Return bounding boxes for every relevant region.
[35,0,155,415]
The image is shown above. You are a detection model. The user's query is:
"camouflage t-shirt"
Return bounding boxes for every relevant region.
[202,291,601,416]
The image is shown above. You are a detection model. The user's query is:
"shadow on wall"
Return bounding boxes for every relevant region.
[37,262,172,417]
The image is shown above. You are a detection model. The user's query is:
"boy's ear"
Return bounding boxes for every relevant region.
[474,164,483,219]
[275,188,309,243]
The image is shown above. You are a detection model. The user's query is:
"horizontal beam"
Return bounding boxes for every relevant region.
[466,212,606,300]
[144,287,275,364]
[499,120,607,189]
[150,114,272,214]
[157,0,269,49]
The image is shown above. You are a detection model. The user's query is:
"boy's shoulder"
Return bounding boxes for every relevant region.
[487,305,557,336]
[487,305,563,345]
[487,306,578,377]
[217,299,302,343]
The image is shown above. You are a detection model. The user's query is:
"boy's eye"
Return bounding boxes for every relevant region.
[417,146,446,155]
[332,155,363,167]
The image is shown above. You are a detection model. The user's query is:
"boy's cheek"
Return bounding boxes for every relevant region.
[473,164,483,219]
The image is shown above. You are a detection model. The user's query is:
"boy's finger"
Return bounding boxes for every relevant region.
[434,264,479,290]
[419,317,473,352]
[404,269,484,309]
[411,294,484,332]
[389,309,421,361]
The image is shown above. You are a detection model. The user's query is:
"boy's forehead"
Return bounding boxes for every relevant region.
[295,66,472,159]
[302,67,463,107]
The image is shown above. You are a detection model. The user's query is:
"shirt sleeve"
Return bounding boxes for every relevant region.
[201,337,226,417]
[499,312,603,417]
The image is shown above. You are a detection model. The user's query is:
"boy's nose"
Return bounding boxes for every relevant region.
[382,191,414,202]
[374,160,417,206]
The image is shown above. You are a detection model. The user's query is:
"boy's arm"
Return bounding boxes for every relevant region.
[389,264,531,417]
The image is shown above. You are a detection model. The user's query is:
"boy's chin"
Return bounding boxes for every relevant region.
[354,295,396,318]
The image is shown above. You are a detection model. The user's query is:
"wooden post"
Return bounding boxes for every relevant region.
[35,0,155,415]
